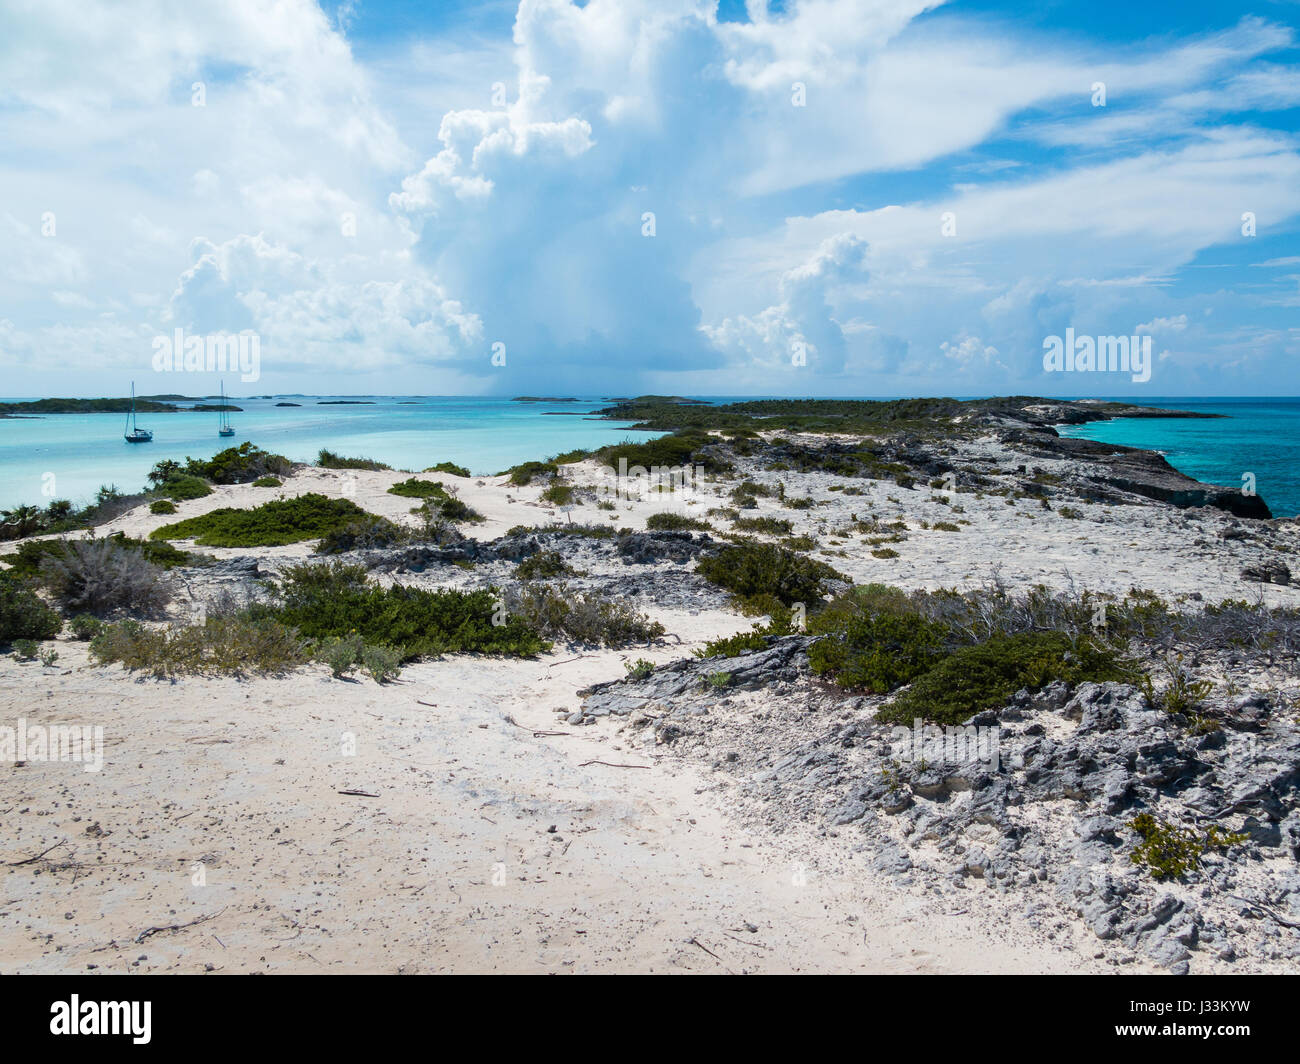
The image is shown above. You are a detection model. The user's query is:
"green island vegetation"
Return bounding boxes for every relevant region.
[645,512,712,532]
[150,493,371,547]
[424,461,471,477]
[316,448,392,471]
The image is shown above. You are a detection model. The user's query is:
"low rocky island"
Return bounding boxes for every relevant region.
[1,397,1296,974]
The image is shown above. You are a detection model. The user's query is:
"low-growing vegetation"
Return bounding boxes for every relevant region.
[151,494,371,547]
[317,449,392,471]
[695,541,845,612]
[645,512,711,532]
[90,616,312,678]
[0,570,62,642]
[39,538,174,618]
[504,582,664,648]
[252,562,548,659]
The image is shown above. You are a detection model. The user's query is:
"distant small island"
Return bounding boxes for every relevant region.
[318,400,375,405]
[275,402,302,407]
[512,396,580,403]
[191,404,243,412]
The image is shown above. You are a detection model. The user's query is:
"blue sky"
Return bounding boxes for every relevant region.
[1,0,1297,398]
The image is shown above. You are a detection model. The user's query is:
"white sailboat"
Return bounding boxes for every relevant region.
[124,382,153,443]
[218,381,235,437]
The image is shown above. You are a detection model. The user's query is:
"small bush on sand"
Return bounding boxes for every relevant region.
[733,515,793,536]
[158,474,212,501]
[90,615,311,678]
[256,562,547,659]
[319,633,364,678]
[1128,813,1248,881]
[506,582,664,648]
[151,494,370,547]
[696,541,844,610]
[422,494,484,524]
[252,476,282,488]
[40,538,172,617]
[514,550,579,580]
[3,535,194,577]
[878,632,1135,726]
[149,499,177,515]
[424,461,471,478]
[152,443,291,486]
[501,460,557,486]
[694,613,795,659]
[388,478,448,499]
[360,643,403,683]
[809,612,947,693]
[541,481,575,506]
[315,516,410,554]
[69,613,105,641]
[0,571,62,642]
[645,512,711,532]
[317,449,391,471]
[12,638,39,660]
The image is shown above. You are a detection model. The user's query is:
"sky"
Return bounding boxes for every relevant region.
[0,0,1298,399]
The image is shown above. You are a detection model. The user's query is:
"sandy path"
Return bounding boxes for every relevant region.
[0,642,1105,974]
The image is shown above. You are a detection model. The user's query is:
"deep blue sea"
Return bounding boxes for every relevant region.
[2,393,1296,518]
[1056,397,1300,519]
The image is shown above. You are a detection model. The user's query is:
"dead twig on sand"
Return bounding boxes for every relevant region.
[504,714,572,738]
[1228,894,1300,930]
[337,789,379,798]
[7,839,67,866]
[579,760,650,770]
[687,936,736,973]
[135,908,226,945]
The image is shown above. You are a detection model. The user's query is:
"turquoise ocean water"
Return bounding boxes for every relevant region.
[2,394,1296,518]
[0,396,662,511]
[1056,398,1300,519]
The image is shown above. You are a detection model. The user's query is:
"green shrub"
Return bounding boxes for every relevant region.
[426,495,484,524]
[39,538,173,617]
[506,583,664,648]
[871,547,899,559]
[158,474,212,501]
[149,499,177,515]
[151,494,371,547]
[541,481,575,506]
[625,658,655,680]
[388,478,448,499]
[90,615,312,678]
[696,541,844,609]
[1138,654,1213,714]
[315,516,410,554]
[153,443,291,486]
[69,614,105,641]
[12,638,39,661]
[360,643,403,683]
[645,512,711,532]
[694,614,794,658]
[930,521,961,532]
[733,515,793,536]
[501,460,557,486]
[1128,813,1248,881]
[514,551,578,580]
[319,633,364,678]
[39,646,58,667]
[2,535,194,577]
[424,461,471,478]
[878,632,1137,726]
[809,612,946,692]
[317,449,391,471]
[595,431,727,475]
[252,476,282,488]
[256,562,548,659]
